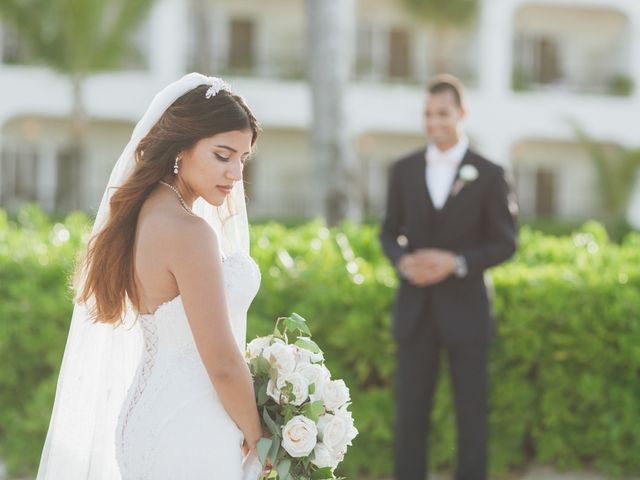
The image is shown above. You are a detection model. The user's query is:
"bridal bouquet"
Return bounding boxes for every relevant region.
[245,313,358,480]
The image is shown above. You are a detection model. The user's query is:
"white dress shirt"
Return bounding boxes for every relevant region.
[425,136,469,209]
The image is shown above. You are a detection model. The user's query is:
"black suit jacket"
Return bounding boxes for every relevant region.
[380,147,517,344]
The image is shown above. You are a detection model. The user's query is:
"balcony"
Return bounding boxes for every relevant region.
[511,3,633,96]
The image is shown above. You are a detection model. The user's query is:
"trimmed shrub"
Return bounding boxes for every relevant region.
[0,206,87,476]
[1,207,639,477]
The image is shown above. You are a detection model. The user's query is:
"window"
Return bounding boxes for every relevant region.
[228,19,255,73]
[1,23,30,64]
[514,34,562,85]
[535,168,556,217]
[55,145,82,211]
[388,28,410,79]
[513,162,557,218]
[0,143,39,206]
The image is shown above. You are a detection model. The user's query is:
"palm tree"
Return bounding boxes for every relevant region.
[575,125,640,226]
[401,0,477,75]
[306,0,362,225]
[0,0,156,210]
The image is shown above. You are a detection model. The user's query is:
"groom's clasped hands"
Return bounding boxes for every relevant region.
[397,249,456,287]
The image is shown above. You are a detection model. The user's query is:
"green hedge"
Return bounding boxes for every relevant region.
[1,206,639,478]
[0,206,88,476]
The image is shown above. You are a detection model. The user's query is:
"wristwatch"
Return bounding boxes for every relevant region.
[453,255,468,278]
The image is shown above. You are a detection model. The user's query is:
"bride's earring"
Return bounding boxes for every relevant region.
[173,156,180,175]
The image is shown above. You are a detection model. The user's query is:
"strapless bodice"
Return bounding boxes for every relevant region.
[115,253,261,479]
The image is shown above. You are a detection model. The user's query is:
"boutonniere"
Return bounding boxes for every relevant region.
[451,165,479,196]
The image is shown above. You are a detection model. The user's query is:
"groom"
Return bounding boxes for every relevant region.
[380,74,517,480]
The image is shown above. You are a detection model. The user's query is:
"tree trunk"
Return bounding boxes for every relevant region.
[432,26,448,75]
[191,0,213,72]
[57,73,87,211]
[306,0,361,225]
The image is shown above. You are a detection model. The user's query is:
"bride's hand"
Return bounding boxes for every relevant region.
[261,458,273,477]
[242,439,251,458]
[242,438,272,476]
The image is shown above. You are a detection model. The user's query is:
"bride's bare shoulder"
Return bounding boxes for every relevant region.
[138,198,220,260]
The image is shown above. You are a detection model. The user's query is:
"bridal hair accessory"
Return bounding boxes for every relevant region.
[205,78,231,99]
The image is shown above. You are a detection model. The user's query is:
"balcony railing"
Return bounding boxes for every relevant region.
[512,66,634,97]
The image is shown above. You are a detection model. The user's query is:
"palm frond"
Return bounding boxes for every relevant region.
[0,0,155,73]
[400,0,477,27]
[92,0,156,70]
[573,122,639,219]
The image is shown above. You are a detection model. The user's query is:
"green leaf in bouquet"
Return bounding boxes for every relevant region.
[274,410,285,425]
[272,323,285,340]
[283,413,294,425]
[257,382,269,406]
[276,458,291,479]
[308,382,316,395]
[279,382,294,405]
[254,356,271,376]
[287,312,311,336]
[294,337,321,354]
[274,446,288,464]
[268,434,281,464]
[282,404,297,424]
[263,408,281,437]
[310,467,334,479]
[268,371,278,388]
[266,468,278,479]
[257,437,273,467]
[302,400,325,422]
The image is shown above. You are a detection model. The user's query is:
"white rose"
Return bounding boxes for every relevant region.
[262,341,296,376]
[293,340,324,364]
[311,442,337,469]
[459,164,479,183]
[321,379,350,412]
[317,413,351,453]
[332,447,346,466]
[279,372,309,406]
[246,336,271,360]
[296,363,330,401]
[281,415,318,458]
[334,407,358,446]
[266,377,282,403]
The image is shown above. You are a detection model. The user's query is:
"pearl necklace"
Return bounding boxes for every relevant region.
[159,181,197,217]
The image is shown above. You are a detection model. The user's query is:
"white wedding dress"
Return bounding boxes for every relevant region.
[115,253,261,479]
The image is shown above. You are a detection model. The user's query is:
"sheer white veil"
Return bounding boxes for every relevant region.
[36,73,251,479]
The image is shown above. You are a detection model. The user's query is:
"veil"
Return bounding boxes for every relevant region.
[36,73,251,479]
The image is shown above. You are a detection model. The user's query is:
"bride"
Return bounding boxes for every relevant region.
[37,74,266,479]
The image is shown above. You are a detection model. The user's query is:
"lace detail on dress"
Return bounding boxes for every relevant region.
[117,316,158,471]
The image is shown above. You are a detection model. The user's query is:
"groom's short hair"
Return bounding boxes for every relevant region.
[427,74,465,107]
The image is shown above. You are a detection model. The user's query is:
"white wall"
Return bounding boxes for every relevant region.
[2,0,640,221]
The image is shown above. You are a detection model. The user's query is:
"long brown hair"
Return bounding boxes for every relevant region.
[77,85,259,324]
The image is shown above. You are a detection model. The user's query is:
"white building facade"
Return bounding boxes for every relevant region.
[1,0,640,223]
